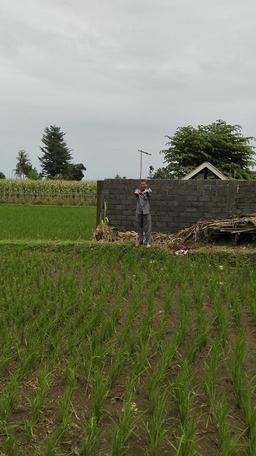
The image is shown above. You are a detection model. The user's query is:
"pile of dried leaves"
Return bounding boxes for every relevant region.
[95,214,256,250]
[95,222,191,250]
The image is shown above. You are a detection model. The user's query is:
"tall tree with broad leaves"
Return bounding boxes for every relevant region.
[64,163,87,181]
[154,120,255,179]
[39,125,73,178]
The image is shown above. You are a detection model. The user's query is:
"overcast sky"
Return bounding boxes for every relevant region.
[0,0,255,179]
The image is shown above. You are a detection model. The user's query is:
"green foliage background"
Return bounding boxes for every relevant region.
[155,120,255,179]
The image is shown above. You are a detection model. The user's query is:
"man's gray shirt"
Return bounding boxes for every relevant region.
[134,188,152,215]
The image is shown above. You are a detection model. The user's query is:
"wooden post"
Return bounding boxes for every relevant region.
[96,181,104,226]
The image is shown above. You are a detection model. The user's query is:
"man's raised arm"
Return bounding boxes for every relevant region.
[142,188,152,198]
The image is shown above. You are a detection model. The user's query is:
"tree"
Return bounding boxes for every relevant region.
[114,174,126,179]
[15,150,32,179]
[15,150,40,179]
[154,120,255,179]
[39,125,73,178]
[0,172,5,179]
[148,165,154,178]
[64,163,86,181]
[151,167,170,179]
[26,167,41,180]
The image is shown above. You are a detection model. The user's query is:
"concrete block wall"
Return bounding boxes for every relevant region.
[97,179,256,233]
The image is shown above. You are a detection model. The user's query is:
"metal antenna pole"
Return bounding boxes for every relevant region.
[138,149,152,179]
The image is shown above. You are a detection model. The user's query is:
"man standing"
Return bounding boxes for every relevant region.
[134,180,152,247]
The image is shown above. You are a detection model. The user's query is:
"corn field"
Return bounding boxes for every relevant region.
[0,180,96,206]
[0,244,256,455]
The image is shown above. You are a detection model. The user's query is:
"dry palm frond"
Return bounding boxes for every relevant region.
[95,214,256,249]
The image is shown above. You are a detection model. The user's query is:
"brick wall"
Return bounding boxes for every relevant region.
[97,179,256,233]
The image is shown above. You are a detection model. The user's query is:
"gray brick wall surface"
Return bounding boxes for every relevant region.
[96,179,256,233]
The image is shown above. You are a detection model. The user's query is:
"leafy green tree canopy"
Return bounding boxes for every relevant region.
[15,150,40,180]
[26,167,41,180]
[64,163,87,181]
[155,120,255,179]
[0,172,5,179]
[151,167,170,179]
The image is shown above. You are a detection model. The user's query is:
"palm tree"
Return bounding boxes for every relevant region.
[15,150,32,179]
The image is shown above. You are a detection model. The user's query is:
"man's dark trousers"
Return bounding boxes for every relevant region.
[136,213,152,244]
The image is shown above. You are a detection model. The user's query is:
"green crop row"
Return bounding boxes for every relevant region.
[0,179,96,205]
[0,245,255,455]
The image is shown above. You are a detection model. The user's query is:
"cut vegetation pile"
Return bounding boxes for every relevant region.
[95,214,256,249]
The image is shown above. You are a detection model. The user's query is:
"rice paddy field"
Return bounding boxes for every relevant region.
[0,205,96,241]
[1,205,256,455]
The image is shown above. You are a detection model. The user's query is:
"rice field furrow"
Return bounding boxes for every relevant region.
[0,244,255,455]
